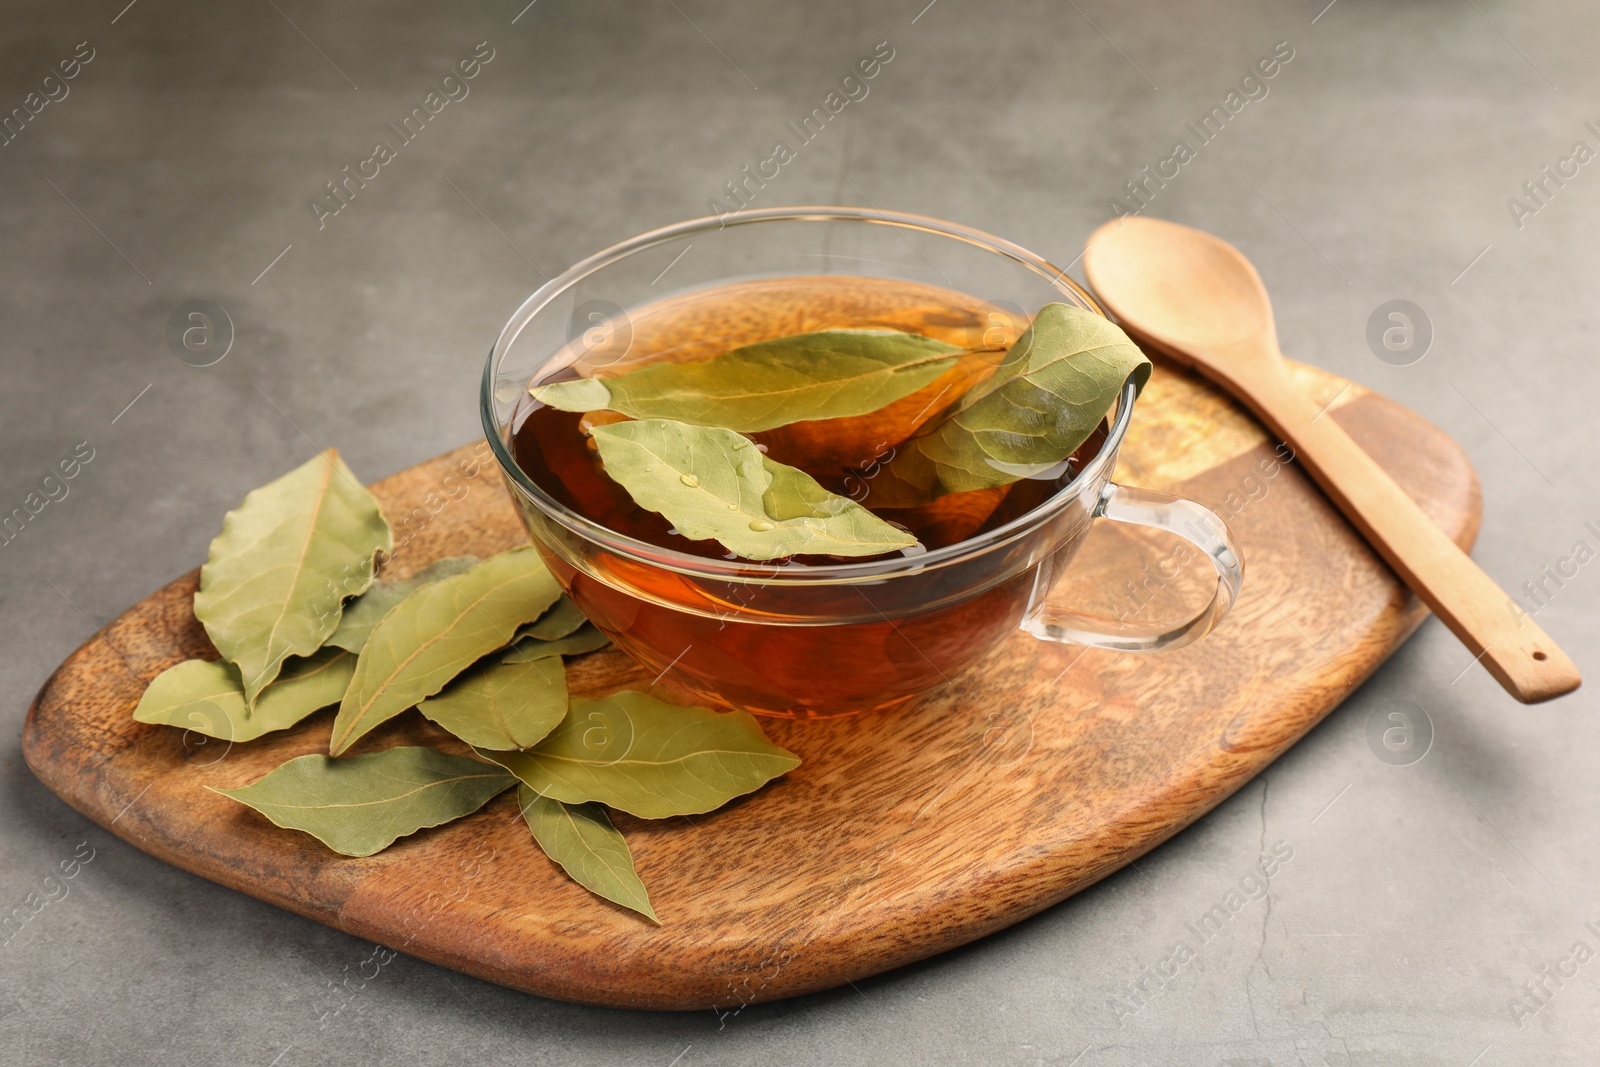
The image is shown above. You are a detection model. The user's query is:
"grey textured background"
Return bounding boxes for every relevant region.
[3,0,1598,1063]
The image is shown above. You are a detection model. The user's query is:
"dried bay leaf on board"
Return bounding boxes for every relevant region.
[416,656,568,751]
[508,595,588,644]
[590,419,915,560]
[869,304,1150,505]
[329,547,563,754]
[213,747,514,857]
[194,449,392,705]
[501,623,612,664]
[518,787,657,922]
[133,647,354,742]
[477,691,801,819]
[326,556,480,653]
[532,329,965,432]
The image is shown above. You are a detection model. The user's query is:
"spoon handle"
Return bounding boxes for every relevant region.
[1231,364,1580,703]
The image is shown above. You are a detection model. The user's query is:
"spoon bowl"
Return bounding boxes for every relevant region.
[1085,217,1276,359]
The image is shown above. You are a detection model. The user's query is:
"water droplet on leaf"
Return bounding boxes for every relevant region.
[748,520,775,531]
[679,473,700,487]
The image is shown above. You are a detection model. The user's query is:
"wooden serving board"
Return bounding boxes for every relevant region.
[23,358,1480,1011]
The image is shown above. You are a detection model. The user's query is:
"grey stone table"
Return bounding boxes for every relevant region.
[3,0,1597,1063]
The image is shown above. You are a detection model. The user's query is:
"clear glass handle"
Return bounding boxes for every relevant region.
[1021,482,1243,652]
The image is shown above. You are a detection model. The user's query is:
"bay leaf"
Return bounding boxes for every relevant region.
[326,556,480,653]
[869,304,1150,504]
[502,623,612,664]
[329,547,563,755]
[477,690,801,819]
[417,656,568,750]
[751,345,1006,471]
[213,747,514,857]
[194,449,392,705]
[590,419,915,560]
[531,329,964,432]
[509,595,587,644]
[518,787,657,922]
[133,647,355,742]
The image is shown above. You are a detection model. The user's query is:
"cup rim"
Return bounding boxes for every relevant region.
[480,205,1136,584]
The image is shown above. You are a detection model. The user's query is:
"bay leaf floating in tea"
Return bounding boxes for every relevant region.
[532,328,965,432]
[417,655,568,751]
[329,547,562,754]
[194,448,392,706]
[590,419,916,560]
[751,343,1005,472]
[477,690,801,819]
[870,303,1151,505]
[213,747,515,858]
[326,556,480,653]
[134,646,354,742]
[518,786,658,922]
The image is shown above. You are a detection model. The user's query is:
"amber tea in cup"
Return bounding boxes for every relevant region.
[484,209,1242,718]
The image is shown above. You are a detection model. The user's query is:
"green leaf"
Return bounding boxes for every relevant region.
[876,304,1150,502]
[329,547,563,755]
[531,329,964,432]
[501,623,612,664]
[477,691,801,819]
[326,556,480,653]
[509,596,587,644]
[534,376,611,412]
[213,747,514,857]
[194,449,392,705]
[417,657,568,750]
[590,419,916,560]
[518,787,657,922]
[133,647,355,742]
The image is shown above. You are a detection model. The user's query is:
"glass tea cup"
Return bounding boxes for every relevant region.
[482,207,1242,719]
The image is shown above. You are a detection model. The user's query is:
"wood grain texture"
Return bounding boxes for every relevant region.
[22,360,1480,1011]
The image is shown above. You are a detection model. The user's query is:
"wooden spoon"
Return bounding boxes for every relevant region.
[1083,216,1580,704]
